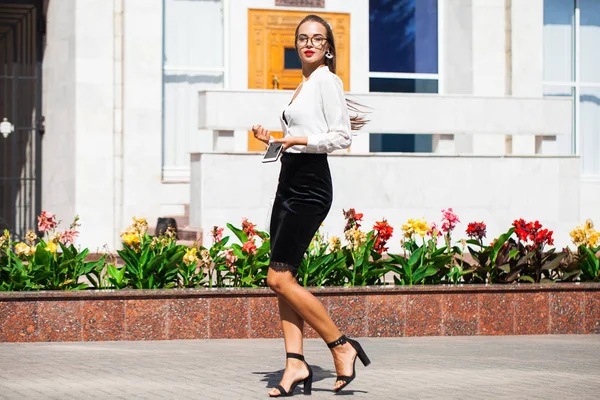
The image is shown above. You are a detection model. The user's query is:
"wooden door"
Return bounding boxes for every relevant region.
[247,9,351,151]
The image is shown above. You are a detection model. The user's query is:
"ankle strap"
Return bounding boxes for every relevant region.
[286,352,305,361]
[327,335,347,349]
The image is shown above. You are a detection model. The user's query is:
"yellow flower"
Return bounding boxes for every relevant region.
[402,218,430,239]
[150,236,168,249]
[45,241,58,253]
[132,217,148,235]
[121,231,140,247]
[328,236,341,253]
[200,249,211,264]
[589,231,599,248]
[165,226,177,239]
[15,242,30,256]
[345,227,366,251]
[25,230,37,245]
[585,219,594,230]
[401,219,415,238]
[570,219,600,248]
[412,219,430,238]
[570,227,586,246]
[183,248,199,266]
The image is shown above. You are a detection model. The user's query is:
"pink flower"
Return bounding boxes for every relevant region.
[37,211,57,232]
[242,240,257,255]
[59,229,79,246]
[225,249,238,272]
[441,208,460,233]
[211,226,224,243]
[427,222,443,237]
[225,249,237,265]
[241,218,257,238]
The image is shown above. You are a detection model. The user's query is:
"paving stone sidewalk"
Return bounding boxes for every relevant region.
[0,335,599,399]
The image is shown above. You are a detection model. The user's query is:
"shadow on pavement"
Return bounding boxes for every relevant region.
[253,365,368,395]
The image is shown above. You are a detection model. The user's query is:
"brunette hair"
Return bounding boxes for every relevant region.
[295,14,369,131]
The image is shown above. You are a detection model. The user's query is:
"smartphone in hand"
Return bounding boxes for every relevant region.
[262,142,284,163]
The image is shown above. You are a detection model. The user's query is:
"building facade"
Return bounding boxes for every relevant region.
[0,0,598,251]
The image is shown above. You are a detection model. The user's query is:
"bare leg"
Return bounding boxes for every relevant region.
[267,269,359,391]
[268,296,309,397]
[279,295,304,354]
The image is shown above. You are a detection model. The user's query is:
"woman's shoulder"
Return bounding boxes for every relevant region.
[312,66,343,88]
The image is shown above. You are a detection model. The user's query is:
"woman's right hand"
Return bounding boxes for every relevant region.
[252,124,271,145]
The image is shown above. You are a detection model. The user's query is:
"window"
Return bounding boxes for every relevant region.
[370,0,438,74]
[284,48,302,69]
[162,0,224,180]
[369,0,439,153]
[543,0,600,175]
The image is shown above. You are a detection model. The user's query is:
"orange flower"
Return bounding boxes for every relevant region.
[242,240,257,255]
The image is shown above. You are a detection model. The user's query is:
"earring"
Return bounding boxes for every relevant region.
[325,50,334,59]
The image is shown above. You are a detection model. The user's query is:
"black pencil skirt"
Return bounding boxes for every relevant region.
[269,152,333,274]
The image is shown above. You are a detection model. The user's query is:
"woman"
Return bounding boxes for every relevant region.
[252,14,370,397]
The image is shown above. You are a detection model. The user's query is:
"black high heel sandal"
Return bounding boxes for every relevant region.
[269,352,313,397]
[327,335,371,393]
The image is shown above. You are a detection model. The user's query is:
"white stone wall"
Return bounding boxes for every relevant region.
[580,178,600,230]
[441,0,548,156]
[190,153,581,251]
[42,0,188,251]
[43,0,116,250]
[42,0,77,225]
[121,0,164,230]
[74,0,116,250]
[199,90,572,137]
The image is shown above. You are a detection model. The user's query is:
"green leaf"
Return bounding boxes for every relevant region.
[34,244,50,267]
[407,247,424,267]
[226,223,249,244]
[497,264,511,273]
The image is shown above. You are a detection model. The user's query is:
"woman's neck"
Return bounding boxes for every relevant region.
[302,63,326,81]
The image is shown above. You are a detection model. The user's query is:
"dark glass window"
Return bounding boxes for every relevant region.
[369,77,438,93]
[369,0,438,73]
[284,48,302,69]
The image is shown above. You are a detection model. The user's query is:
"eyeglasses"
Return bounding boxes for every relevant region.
[296,35,327,48]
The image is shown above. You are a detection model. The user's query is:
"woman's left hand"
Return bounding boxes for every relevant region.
[272,136,308,151]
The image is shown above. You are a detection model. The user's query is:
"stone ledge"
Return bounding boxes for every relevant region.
[1,284,599,342]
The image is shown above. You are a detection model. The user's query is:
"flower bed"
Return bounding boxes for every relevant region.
[1,209,599,291]
[1,210,599,342]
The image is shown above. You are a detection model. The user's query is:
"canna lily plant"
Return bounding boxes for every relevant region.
[0,213,106,291]
[2,210,600,291]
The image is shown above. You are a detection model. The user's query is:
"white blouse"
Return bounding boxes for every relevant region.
[280,66,352,153]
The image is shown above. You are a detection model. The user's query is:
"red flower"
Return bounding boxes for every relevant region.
[343,208,363,232]
[535,228,554,246]
[242,240,257,255]
[466,222,487,241]
[512,219,554,249]
[241,218,257,238]
[373,219,394,254]
[512,218,531,241]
